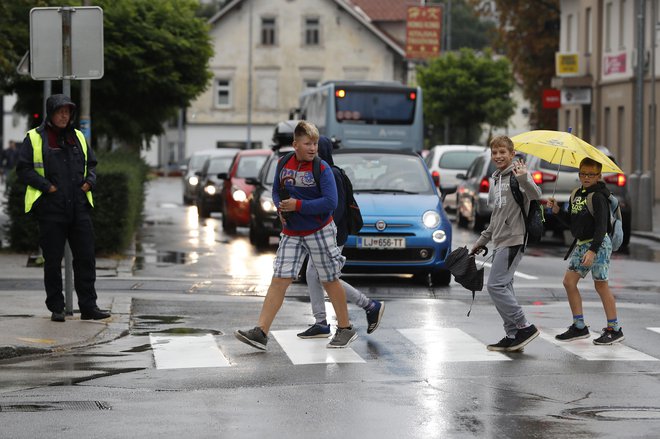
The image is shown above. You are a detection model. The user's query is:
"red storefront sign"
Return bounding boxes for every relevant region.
[542,89,561,109]
[406,6,442,60]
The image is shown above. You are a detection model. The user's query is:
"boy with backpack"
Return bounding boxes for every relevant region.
[235,121,356,350]
[547,157,624,345]
[470,135,542,352]
[296,136,384,339]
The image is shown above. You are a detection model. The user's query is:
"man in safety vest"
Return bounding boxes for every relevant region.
[16,94,110,322]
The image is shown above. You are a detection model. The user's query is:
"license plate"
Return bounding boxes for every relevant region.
[358,236,406,249]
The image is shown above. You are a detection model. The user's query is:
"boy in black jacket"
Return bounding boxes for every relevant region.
[547,157,623,345]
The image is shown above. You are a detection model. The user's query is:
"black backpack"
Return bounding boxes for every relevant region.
[275,152,363,234]
[509,174,545,249]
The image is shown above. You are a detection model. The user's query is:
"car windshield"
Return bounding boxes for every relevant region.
[207,157,234,174]
[334,152,434,194]
[189,154,210,170]
[236,155,268,178]
[439,150,483,170]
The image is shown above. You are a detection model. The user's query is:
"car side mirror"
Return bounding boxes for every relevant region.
[456,173,467,180]
[245,177,260,186]
[217,172,228,180]
[441,185,457,196]
[195,171,203,177]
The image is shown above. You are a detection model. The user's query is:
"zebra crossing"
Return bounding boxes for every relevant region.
[147,326,660,369]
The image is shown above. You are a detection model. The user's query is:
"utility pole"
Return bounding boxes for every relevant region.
[246,1,253,149]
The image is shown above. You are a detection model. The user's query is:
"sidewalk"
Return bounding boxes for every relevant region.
[0,205,659,361]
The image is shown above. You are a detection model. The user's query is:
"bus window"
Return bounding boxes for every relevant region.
[335,89,416,125]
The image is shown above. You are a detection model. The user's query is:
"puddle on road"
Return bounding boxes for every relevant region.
[135,315,184,324]
[133,328,223,336]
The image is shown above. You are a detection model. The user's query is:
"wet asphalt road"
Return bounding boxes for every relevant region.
[2,177,660,438]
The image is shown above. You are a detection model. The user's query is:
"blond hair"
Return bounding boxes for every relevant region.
[294,120,319,142]
[489,135,514,152]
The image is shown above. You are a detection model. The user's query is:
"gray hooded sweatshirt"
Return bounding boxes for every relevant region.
[475,164,542,250]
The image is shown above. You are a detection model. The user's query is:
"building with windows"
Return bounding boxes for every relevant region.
[554,0,659,201]
[182,0,409,157]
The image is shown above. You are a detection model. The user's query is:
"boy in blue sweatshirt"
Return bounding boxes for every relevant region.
[235,121,356,350]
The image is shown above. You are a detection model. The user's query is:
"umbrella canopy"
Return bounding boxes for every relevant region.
[444,246,484,293]
[511,130,623,174]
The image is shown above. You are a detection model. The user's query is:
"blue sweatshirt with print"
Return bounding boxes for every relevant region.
[272,153,337,236]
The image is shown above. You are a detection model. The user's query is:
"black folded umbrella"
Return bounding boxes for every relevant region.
[445,246,486,316]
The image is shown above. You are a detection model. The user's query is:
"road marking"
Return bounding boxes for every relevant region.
[270,330,365,365]
[540,328,659,361]
[648,328,660,335]
[150,334,230,369]
[398,328,511,362]
[482,262,538,279]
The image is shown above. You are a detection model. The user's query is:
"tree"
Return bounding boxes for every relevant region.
[449,0,496,51]
[417,48,515,145]
[471,0,559,130]
[2,0,213,150]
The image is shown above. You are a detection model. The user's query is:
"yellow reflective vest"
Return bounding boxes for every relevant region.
[24,128,94,213]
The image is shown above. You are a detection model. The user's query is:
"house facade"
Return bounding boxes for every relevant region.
[554,0,659,201]
[182,0,408,158]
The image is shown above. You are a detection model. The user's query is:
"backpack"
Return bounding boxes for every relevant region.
[509,174,545,249]
[569,188,624,251]
[275,152,363,235]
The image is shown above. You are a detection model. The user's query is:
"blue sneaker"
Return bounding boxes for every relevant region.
[297,323,331,339]
[366,300,385,334]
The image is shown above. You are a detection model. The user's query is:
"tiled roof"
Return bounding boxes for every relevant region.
[348,0,408,22]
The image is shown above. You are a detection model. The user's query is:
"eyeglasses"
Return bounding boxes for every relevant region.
[578,172,600,178]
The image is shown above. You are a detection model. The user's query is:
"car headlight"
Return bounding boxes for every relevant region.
[232,188,247,202]
[422,210,441,228]
[204,185,216,195]
[260,194,277,213]
[188,176,199,186]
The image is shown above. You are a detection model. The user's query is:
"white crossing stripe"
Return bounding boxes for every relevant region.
[270,330,365,365]
[150,334,230,369]
[648,328,660,335]
[398,328,511,362]
[540,328,659,361]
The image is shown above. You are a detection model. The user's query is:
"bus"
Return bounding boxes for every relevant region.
[295,80,424,152]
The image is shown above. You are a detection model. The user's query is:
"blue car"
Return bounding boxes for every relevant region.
[333,149,452,286]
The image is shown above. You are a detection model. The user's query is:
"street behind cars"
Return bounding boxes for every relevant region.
[333,149,452,286]
[219,149,270,233]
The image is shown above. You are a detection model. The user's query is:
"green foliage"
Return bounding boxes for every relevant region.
[3,151,148,256]
[3,0,213,149]
[449,0,496,51]
[417,48,516,145]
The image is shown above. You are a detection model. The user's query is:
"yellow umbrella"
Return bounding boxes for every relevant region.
[511,130,624,174]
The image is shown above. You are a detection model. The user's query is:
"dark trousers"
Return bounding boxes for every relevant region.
[38,219,98,313]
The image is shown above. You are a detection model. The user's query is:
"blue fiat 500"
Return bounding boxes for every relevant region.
[333,149,452,286]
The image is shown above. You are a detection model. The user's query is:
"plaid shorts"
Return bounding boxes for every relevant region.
[273,222,345,282]
[568,234,612,281]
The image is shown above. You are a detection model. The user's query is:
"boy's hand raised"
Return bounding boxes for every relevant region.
[512,158,527,176]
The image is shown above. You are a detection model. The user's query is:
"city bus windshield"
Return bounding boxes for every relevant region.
[335,88,416,125]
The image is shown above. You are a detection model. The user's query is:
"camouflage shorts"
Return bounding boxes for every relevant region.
[568,234,612,281]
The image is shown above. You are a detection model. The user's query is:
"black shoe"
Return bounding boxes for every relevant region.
[235,327,268,350]
[51,311,66,322]
[508,324,540,351]
[81,307,111,320]
[487,336,515,351]
[593,327,625,345]
[366,300,385,334]
[555,324,590,342]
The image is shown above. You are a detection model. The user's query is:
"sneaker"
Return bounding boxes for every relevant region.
[51,311,66,322]
[235,327,268,350]
[555,324,590,342]
[327,326,357,349]
[487,336,515,351]
[507,324,540,351]
[297,323,331,339]
[366,300,385,334]
[593,327,625,345]
[80,307,110,320]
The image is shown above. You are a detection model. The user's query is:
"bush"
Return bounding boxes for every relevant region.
[3,150,148,256]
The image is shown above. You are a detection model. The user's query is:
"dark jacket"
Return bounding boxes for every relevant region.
[559,181,610,253]
[16,94,97,222]
[318,136,348,245]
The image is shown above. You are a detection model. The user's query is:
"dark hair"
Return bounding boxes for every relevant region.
[579,157,602,172]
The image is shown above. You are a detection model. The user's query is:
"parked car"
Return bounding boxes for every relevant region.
[333,148,453,286]
[195,149,240,218]
[219,149,271,233]
[524,146,632,247]
[425,144,487,211]
[455,150,496,231]
[182,149,238,205]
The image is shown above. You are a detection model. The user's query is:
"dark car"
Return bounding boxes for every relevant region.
[219,149,271,233]
[182,149,238,205]
[195,150,240,218]
[455,150,496,231]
